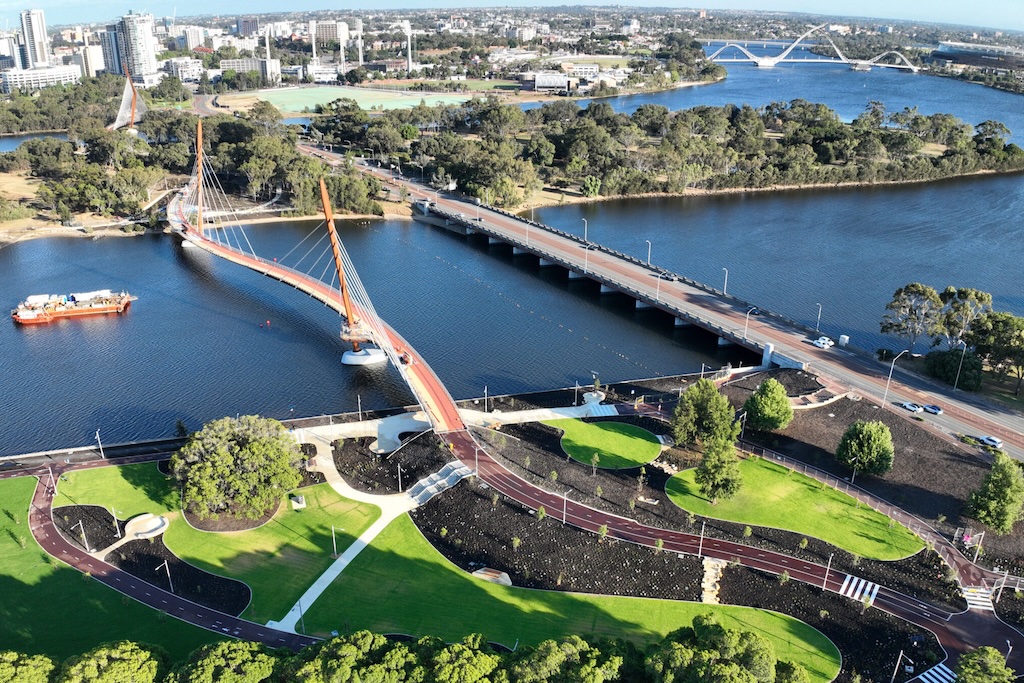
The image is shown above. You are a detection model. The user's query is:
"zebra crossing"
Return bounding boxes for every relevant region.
[962,586,995,611]
[838,574,880,606]
[911,662,957,682]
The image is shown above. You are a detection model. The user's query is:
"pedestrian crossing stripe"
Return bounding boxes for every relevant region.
[839,574,880,606]
[912,662,957,682]
[962,587,995,612]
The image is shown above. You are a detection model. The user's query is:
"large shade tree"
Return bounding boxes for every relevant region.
[671,379,740,449]
[956,646,1015,683]
[880,283,942,354]
[742,378,793,433]
[56,641,167,683]
[969,452,1024,534]
[836,420,894,477]
[170,415,304,520]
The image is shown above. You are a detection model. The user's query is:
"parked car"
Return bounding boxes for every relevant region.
[923,404,943,415]
[980,436,1004,449]
[899,402,924,413]
[812,336,834,349]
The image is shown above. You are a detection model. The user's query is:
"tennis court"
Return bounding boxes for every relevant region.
[255,86,473,112]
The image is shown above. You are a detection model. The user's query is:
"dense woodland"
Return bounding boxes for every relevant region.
[0,91,382,218]
[0,620,819,683]
[311,95,1024,207]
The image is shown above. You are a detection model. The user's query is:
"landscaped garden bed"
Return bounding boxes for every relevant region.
[478,417,965,611]
[719,565,943,683]
[52,503,251,616]
[332,434,453,494]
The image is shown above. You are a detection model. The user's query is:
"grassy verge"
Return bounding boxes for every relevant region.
[304,515,840,682]
[164,483,380,623]
[666,457,924,560]
[52,464,381,623]
[0,477,220,661]
[542,419,661,469]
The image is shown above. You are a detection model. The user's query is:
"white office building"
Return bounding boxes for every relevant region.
[70,44,105,77]
[309,20,349,46]
[0,34,24,70]
[117,12,159,80]
[20,9,50,68]
[1,64,80,94]
[221,56,281,84]
[164,56,203,81]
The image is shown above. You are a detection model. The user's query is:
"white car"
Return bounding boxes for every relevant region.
[980,436,1004,449]
[899,402,924,413]
[812,336,834,349]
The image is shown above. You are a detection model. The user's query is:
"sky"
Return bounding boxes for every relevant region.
[2,0,1022,33]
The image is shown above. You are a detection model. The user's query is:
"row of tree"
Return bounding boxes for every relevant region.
[0,616,823,683]
[308,95,1024,208]
[0,74,122,134]
[881,284,1024,394]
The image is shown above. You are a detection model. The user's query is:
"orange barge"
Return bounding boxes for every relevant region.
[11,289,137,325]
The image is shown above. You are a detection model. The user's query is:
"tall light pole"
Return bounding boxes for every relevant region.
[562,489,570,525]
[95,429,105,459]
[953,339,969,391]
[815,303,822,332]
[581,218,588,243]
[583,244,597,274]
[645,239,651,265]
[73,519,89,552]
[397,464,403,492]
[722,267,728,295]
[656,273,668,302]
[889,650,913,683]
[484,385,488,412]
[1006,640,1013,664]
[743,306,756,340]
[881,349,909,405]
[157,560,173,594]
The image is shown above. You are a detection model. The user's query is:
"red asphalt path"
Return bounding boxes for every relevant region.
[20,456,317,651]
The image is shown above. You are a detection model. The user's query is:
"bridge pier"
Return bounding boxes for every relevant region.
[717,336,735,347]
[568,271,587,280]
[512,246,531,256]
[539,258,559,268]
[488,236,504,246]
[674,318,694,328]
[635,299,654,310]
[600,284,618,295]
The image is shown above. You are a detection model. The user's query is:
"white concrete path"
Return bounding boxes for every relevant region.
[268,392,618,633]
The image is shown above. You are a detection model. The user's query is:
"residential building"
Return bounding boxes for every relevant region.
[221,56,281,84]
[207,34,258,52]
[70,44,105,77]
[565,62,599,79]
[98,28,120,74]
[164,56,203,81]
[309,20,349,46]
[236,19,260,37]
[117,11,159,80]
[506,26,536,42]
[1,64,80,93]
[20,9,50,68]
[0,34,24,70]
[179,26,205,51]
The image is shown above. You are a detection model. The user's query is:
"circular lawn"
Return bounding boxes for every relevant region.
[542,419,661,469]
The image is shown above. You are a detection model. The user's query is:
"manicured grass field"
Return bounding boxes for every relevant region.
[52,464,381,623]
[0,477,220,661]
[666,457,925,561]
[54,461,178,519]
[542,419,661,469]
[305,515,840,682]
[164,483,380,623]
[254,85,472,112]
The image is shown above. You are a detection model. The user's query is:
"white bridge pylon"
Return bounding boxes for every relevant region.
[708,24,919,71]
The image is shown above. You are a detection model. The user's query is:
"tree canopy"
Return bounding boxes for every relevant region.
[742,378,793,432]
[968,452,1024,534]
[879,283,942,354]
[956,646,1016,683]
[694,440,743,505]
[170,415,305,520]
[835,420,894,477]
[173,641,278,683]
[0,651,55,683]
[671,379,740,450]
[56,641,167,683]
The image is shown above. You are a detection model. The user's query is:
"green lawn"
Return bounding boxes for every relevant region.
[542,419,661,469]
[164,483,380,623]
[0,477,220,661]
[54,461,178,519]
[304,515,840,682]
[666,457,925,561]
[52,464,381,623]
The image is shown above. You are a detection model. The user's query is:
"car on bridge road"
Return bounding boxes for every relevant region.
[899,402,924,413]
[812,336,834,349]
[979,436,1004,449]
[923,404,943,415]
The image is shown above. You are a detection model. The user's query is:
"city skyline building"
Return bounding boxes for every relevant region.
[20,9,50,68]
[116,11,159,81]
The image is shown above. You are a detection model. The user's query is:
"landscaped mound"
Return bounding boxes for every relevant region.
[543,418,661,469]
[666,456,924,561]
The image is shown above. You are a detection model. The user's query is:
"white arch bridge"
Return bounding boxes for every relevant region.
[707,24,919,71]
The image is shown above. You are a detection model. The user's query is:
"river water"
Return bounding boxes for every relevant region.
[1,59,1022,455]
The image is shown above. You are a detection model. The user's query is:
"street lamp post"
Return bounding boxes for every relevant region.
[1006,640,1013,664]
[582,218,588,243]
[484,385,488,412]
[645,239,651,265]
[583,244,597,274]
[397,464,403,492]
[656,273,668,302]
[95,430,105,459]
[815,303,823,332]
[73,519,89,552]
[889,650,914,683]
[562,490,570,525]
[743,306,756,340]
[953,340,969,391]
[574,380,580,406]
[850,456,859,485]
[881,349,910,405]
[722,268,728,295]
[157,560,173,594]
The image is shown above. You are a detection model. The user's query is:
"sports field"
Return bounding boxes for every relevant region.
[252,86,473,112]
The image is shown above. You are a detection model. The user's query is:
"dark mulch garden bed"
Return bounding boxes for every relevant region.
[412,480,703,599]
[51,504,251,616]
[720,565,943,683]
[723,368,824,397]
[719,383,1023,576]
[994,587,1024,630]
[331,434,453,494]
[478,416,965,612]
